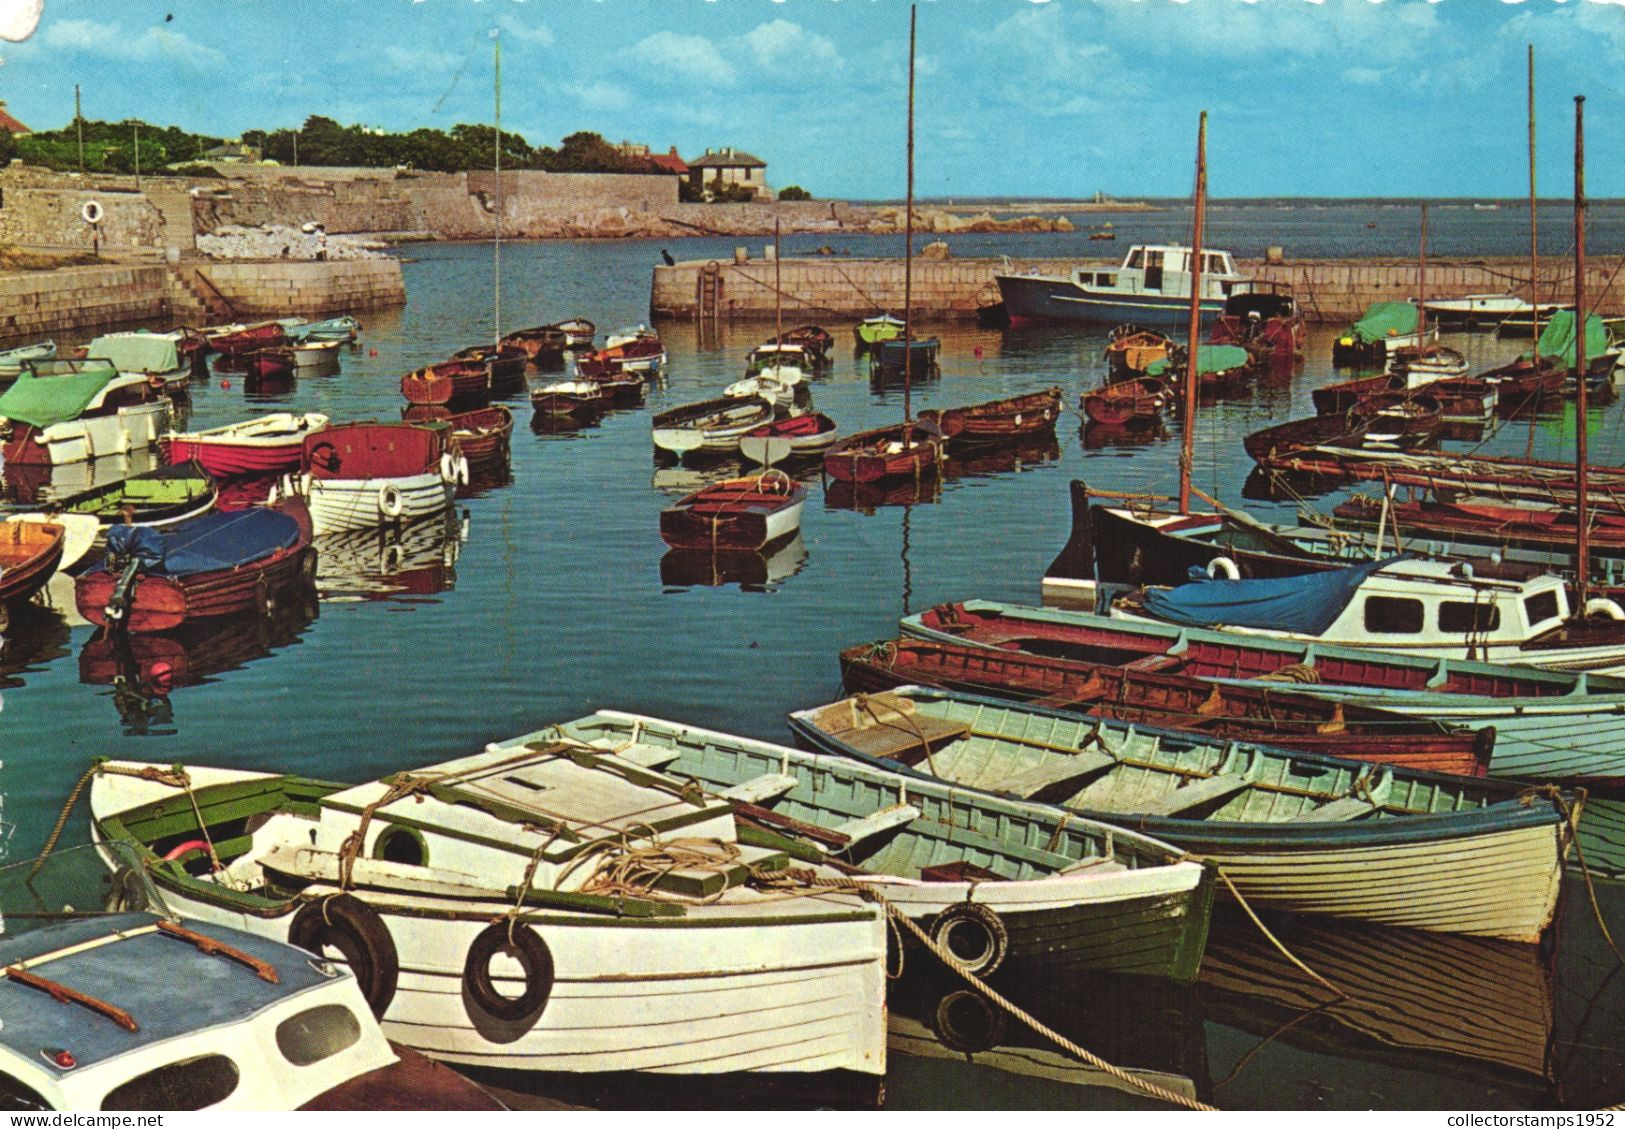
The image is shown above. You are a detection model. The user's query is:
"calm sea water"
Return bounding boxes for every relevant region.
[6,210,1625,1109]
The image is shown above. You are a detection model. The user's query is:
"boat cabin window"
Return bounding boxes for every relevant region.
[1094,273,1118,287]
[1203,253,1227,274]
[1439,601,1500,634]
[1363,596,1424,634]
[276,1003,364,1067]
[101,1055,240,1111]
[1125,249,1145,270]
[0,1074,52,1112]
[1524,590,1561,627]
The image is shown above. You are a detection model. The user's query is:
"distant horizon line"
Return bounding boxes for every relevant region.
[867,196,1621,206]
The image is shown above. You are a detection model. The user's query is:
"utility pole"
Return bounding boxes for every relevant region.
[74,84,84,173]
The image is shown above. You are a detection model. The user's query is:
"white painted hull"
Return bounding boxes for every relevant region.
[89,765,887,1078]
[36,401,171,465]
[277,471,453,534]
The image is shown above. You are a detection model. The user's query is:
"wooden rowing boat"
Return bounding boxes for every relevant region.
[164,413,330,477]
[651,396,775,459]
[822,420,943,484]
[402,404,513,466]
[0,518,65,622]
[659,471,806,552]
[1244,391,1442,464]
[789,686,1577,942]
[1082,377,1172,427]
[551,709,1216,983]
[919,388,1063,446]
[839,636,1494,776]
[400,360,493,406]
[739,412,840,466]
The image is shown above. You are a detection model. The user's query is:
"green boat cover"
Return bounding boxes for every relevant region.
[0,359,118,428]
[1531,310,1610,369]
[1146,344,1250,377]
[1346,302,1419,344]
[86,332,180,375]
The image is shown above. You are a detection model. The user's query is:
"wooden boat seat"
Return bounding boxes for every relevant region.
[1121,654,1185,674]
[607,742,682,770]
[719,773,800,804]
[1292,794,1382,823]
[1137,771,1254,817]
[1000,751,1118,799]
[833,713,970,762]
[826,803,921,852]
[918,859,1000,883]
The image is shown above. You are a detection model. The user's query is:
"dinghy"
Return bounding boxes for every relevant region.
[164,413,330,477]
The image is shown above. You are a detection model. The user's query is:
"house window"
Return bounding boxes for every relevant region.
[1363,596,1424,634]
[1439,601,1500,634]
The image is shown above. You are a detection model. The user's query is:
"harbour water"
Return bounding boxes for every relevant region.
[6,222,1625,1109]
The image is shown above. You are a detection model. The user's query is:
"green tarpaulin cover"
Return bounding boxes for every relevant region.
[0,359,118,429]
[1532,310,1610,369]
[1347,302,1419,345]
[87,332,180,376]
[1146,344,1251,378]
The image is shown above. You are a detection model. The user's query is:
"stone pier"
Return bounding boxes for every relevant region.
[650,255,1618,324]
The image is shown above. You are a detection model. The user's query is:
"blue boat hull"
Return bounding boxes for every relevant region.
[995,274,1222,327]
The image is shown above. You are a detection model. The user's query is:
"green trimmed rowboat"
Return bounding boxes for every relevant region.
[789,686,1579,943]
[44,460,216,530]
[548,710,1216,982]
[855,313,906,349]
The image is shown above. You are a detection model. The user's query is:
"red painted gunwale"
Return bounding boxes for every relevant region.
[822,421,943,484]
[1082,377,1172,427]
[659,474,805,551]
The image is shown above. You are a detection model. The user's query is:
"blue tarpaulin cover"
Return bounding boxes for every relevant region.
[1141,556,1401,634]
[101,509,299,577]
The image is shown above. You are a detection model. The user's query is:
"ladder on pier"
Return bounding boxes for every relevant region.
[696,260,724,323]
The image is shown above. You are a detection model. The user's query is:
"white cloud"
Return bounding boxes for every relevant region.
[740,19,841,71]
[498,16,554,47]
[627,31,736,85]
[379,45,461,74]
[565,80,633,112]
[40,18,225,68]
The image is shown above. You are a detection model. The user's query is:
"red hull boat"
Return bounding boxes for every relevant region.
[76,502,314,633]
[822,420,943,484]
[839,636,1494,777]
[500,325,568,366]
[403,403,513,465]
[659,472,805,552]
[1082,377,1173,426]
[209,323,287,357]
[401,360,493,406]
[919,387,1063,445]
[450,343,528,388]
[164,413,330,477]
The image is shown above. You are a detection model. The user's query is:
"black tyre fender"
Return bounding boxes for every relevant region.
[931,989,1007,1055]
[463,922,554,1027]
[928,902,1009,978]
[288,895,399,1017]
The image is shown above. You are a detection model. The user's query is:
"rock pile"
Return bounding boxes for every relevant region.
[196,224,389,261]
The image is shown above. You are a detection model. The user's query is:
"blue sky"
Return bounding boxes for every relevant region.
[2,0,1625,199]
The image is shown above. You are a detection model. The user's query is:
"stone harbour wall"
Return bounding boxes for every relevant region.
[651,255,1625,323]
[0,264,169,339]
[0,187,164,253]
[200,259,405,316]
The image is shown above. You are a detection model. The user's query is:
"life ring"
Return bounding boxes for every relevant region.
[309,441,340,472]
[288,895,399,1017]
[378,483,405,520]
[380,542,404,574]
[1585,597,1625,621]
[930,989,1006,1055]
[81,200,104,224]
[928,902,1009,977]
[463,922,554,1027]
[1206,555,1241,581]
[455,454,470,486]
[105,865,151,912]
[440,452,457,484]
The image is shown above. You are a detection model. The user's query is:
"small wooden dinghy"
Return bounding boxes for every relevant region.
[401,360,493,406]
[76,504,313,632]
[46,460,217,530]
[0,518,66,622]
[551,709,1217,982]
[1104,325,1173,380]
[450,343,527,389]
[659,471,806,552]
[90,742,889,1077]
[530,380,606,417]
[739,412,840,465]
[164,412,330,477]
[0,339,56,383]
[822,419,944,484]
[855,313,906,349]
[920,388,1063,446]
[501,324,569,366]
[1082,377,1173,427]
[839,636,1495,776]
[789,686,1578,942]
[555,316,595,348]
[208,322,287,357]
[403,404,513,466]
[651,396,775,459]
[573,353,645,404]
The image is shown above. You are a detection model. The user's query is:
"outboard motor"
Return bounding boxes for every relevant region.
[103,524,164,625]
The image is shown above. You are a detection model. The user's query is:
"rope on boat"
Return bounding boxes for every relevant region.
[765,865,1219,1112]
[32,763,198,880]
[1213,870,1347,1001]
[1534,784,1625,969]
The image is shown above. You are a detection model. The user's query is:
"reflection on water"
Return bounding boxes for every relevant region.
[78,580,320,736]
[314,510,467,602]
[659,534,809,592]
[825,477,943,512]
[0,602,71,690]
[5,448,167,507]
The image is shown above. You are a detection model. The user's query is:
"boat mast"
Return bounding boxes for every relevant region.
[1528,45,1541,347]
[1574,94,1590,606]
[774,217,783,347]
[493,28,503,350]
[1178,110,1207,516]
[903,3,917,429]
[1417,202,1428,346]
